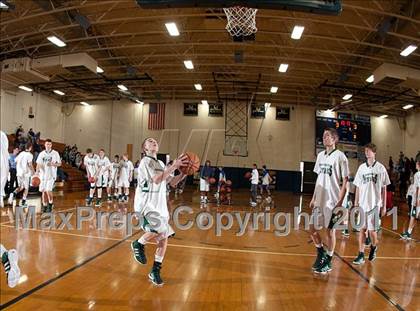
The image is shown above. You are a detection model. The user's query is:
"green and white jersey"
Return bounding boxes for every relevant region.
[84,154,99,177]
[119,159,133,181]
[313,148,349,210]
[16,151,33,177]
[36,149,61,180]
[353,161,390,211]
[136,156,168,217]
[414,171,420,203]
[97,156,110,177]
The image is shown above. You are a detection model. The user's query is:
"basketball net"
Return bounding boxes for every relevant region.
[224,6,258,37]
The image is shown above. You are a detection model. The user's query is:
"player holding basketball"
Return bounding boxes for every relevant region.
[400,157,420,240]
[107,155,120,201]
[84,148,99,206]
[352,144,390,264]
[200,160,213,204]
[118,154,134,202]
[309,128,349,274]
[36,139,61,213]
[131,137,189,286]
[95,149,111,206]
[8,142,34,207]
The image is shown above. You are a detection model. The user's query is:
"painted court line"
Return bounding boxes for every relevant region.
[1,224,419,261]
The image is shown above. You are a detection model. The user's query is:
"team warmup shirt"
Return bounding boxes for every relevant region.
[262,169,270,185]
[109,161,120,181]
[353,161,390,211]
[0,131,9,197]
[313,149,349,210]
[97,156,111,177]
[36,150,61,180]
[251,169,259,185]
[119,159,134,181]
[414,171,420,203]
[84,154,99,177]
[136,156,168,217]
[16,151,33,176]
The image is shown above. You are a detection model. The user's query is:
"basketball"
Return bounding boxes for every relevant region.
[244,172,252,179]
[31,175,40,187]
[88,176,96,183]
[225,180,232,186]
[209,177,216,184]
[220,186,226,193]
[179,151,200,175]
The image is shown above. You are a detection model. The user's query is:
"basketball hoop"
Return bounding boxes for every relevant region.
[223,6,258,37]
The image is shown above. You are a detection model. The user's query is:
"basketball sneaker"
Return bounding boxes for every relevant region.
[1,247,20,288]
[352,252,365,265]
[342,229,350,237]
[312,247,326,270]
[95,198,101,207]
[107,195,112,203]
[131,240,147,264]
[368,246,377,262]
[148,261,164,286]
[400,231,412,240]
[86,197,93,206]
[314,255,332,274]
[47,203,53,213]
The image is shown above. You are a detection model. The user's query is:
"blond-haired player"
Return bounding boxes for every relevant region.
[131,137,188,286]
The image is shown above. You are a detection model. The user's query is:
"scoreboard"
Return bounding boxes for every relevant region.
[315,111,371,158]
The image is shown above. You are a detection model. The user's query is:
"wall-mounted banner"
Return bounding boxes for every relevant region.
[250,104,265,118]
[276,106,290,121]
[184,102,198,116]
[209,102,224,117]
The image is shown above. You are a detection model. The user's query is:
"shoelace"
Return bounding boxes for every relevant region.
[4,259,10,274]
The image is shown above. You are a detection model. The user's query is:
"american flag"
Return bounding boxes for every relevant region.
[148,103,165,130]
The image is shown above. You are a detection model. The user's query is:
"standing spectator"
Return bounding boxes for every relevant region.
[28,128,35,142]
[398,152,404,171]
[7,147,19,195]
[14,125,23,139]
[388,156,393,170]
[410,158,416,174]
[32,138,42,162]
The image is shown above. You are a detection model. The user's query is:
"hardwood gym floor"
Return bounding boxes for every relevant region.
[0,189,419,310]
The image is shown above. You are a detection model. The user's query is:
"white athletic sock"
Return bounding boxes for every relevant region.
[155,255,164,263]
[326,250,334,257]
[138,236,147,245]
[315,243,323,249]
[408,228,413,234]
